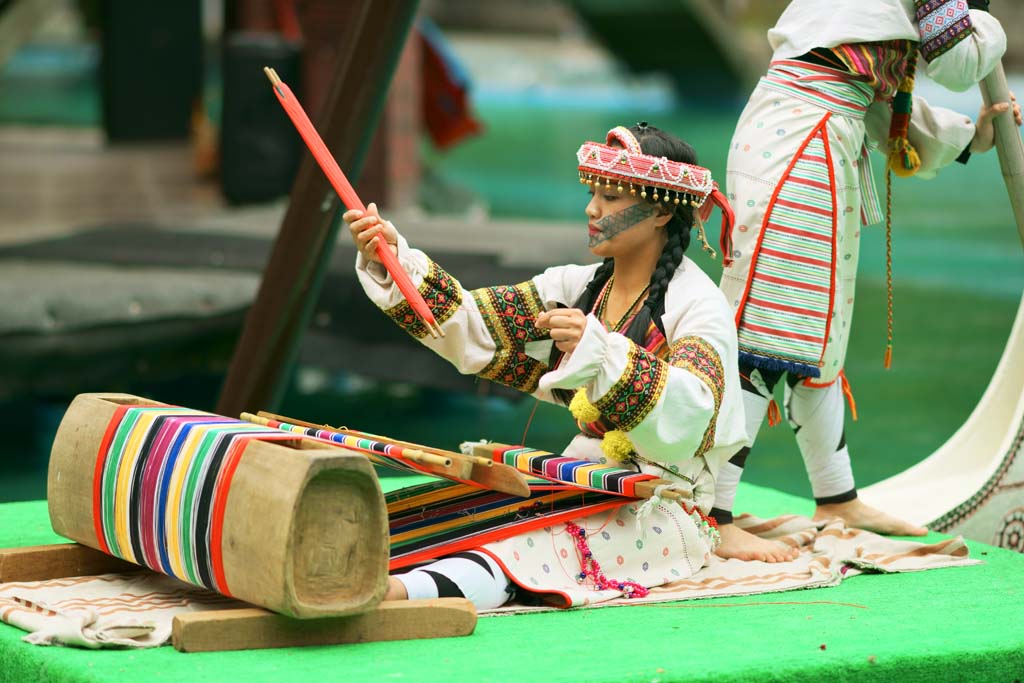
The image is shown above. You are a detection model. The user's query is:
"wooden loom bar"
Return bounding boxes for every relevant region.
[255,411,532,498]
[216,0,421,418]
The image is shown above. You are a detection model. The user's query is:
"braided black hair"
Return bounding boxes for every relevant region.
[550,123,698,404]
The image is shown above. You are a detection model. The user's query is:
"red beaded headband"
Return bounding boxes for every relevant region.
[577,128,715,208]
[576,126,737,264]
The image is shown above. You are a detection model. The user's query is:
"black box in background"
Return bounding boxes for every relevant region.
[100,0,202,142]
[220,32,302,205]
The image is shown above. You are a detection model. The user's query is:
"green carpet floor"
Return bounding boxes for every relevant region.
[2,481,1023,683]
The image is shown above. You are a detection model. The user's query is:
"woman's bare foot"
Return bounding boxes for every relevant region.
[715,523,800,562]
[814,498,928,536]
[384,576,408,601]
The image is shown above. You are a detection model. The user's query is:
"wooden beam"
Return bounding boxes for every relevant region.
[171,599,476,652]
[980,62,1024,251]
[0,543,137,583]
[216,0,421,417]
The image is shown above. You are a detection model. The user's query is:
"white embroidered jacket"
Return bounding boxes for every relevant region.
[769,1,1008,179]
[356,235,746,512]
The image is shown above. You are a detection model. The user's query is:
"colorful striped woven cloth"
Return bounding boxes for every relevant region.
[387,479,628,570]
[488,445,659,497]
[92,406,296,595]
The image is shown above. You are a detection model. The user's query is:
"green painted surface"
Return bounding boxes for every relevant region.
[2,483,1024,682]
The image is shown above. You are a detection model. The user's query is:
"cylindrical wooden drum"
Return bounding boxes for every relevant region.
[47,393,388,618]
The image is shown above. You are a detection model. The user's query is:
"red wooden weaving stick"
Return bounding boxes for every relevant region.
[264,66,443,338]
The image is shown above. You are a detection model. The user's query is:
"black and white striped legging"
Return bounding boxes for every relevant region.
[393,551,514,610]
[711,362,856,524]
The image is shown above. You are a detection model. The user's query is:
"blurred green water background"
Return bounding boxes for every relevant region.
[1,37,1021,507]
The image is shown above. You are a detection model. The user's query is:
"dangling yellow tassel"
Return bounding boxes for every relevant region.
[601,430,634,462]
[766,399,782,428]
[887,137,921,178]
[569,388,601,424]
[885,60,921,178]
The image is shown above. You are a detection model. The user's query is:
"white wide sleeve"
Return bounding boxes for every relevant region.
[538,295,735,466]
[864,95,975,179]
[355,233,597,397]
[921,9,1007,93]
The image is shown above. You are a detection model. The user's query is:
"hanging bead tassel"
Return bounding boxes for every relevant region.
[886,55,921,178]
[884,169,895,370]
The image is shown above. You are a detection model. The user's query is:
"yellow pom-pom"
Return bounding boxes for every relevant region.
[569,388,601,424]
[601,430,634,462]
[887,139,921,178]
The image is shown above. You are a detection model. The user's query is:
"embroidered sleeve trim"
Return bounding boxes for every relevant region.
[669,336,725,457]
[914,0,973,63]
[471,281,548,393]
[593,342,668,433]
[383,259,463,339]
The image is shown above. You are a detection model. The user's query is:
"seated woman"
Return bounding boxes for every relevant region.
[345,123,745,610]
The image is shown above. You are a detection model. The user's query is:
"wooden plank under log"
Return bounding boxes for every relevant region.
[0,543,137,583]
[257,411,532,498]
[171,599,477,652]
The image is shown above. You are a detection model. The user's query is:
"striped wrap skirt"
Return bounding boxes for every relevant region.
[719,60,881,385]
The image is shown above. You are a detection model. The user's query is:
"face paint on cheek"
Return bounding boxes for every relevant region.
[589,202,657,247]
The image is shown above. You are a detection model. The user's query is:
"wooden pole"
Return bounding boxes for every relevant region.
[980,62,1024,250]
[216,0,420,417]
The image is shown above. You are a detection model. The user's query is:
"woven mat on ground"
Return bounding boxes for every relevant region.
[0,572,243,648]
[489,513,978,613]
[0,514,977,648]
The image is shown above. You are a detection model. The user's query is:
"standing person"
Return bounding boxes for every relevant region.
[345,123,745,609]
[714,0,1020,561]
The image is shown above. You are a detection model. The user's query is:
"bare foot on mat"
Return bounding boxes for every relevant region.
[715,523,800,562]
[814,498,928,536]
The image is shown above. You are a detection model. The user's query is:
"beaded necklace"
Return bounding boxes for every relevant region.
[595,275,650,333]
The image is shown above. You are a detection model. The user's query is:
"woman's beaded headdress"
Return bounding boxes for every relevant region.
[576,125,737,265]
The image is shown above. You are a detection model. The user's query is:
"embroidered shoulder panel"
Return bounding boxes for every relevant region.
[669,336,725,457]
[472,281,548,393]
[914,0,972,63]
[593,342,668,433]
[383,259,463,339]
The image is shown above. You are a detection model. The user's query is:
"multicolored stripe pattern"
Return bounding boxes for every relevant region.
[384,259,463,339]
[760,60,874,119]
[829,40,915,100]
[915,0,973,63]
[92,406,297,596]
[387,479,628,570]
[736,119,836,378]
[490,445,658,497]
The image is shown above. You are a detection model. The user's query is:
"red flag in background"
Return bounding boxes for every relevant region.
[417,16,484,150]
